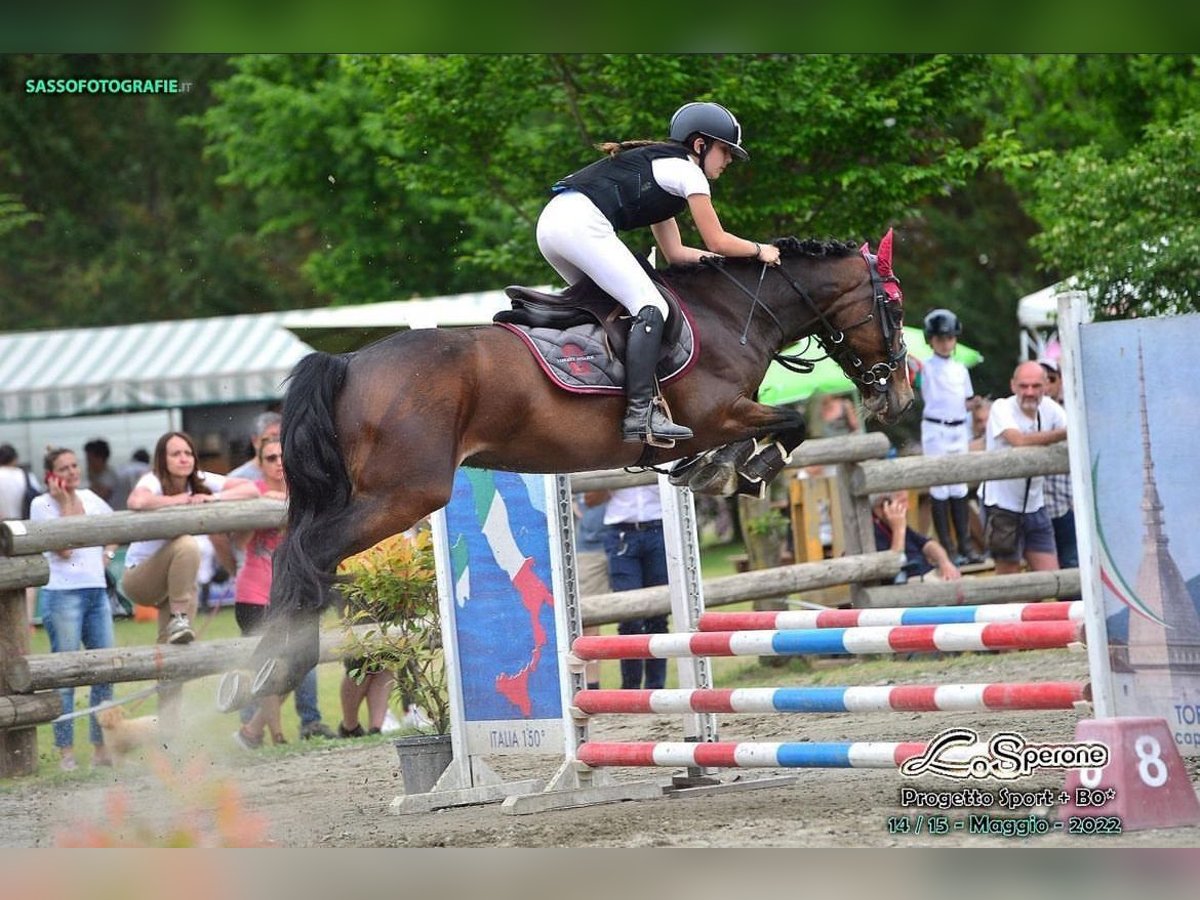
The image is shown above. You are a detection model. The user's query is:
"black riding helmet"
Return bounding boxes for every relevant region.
[923,308,963,339]
[669,101,749,162]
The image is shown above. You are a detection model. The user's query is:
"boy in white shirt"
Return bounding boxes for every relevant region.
[915,308,980,564]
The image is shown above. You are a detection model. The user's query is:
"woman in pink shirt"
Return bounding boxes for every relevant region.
[230,438,289,749]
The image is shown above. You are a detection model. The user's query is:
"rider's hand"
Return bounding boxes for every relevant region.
[757,243,781,266]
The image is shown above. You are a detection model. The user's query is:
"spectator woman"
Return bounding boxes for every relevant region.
[229,437,289,749]
[122,431,257,645]
[122,431,256,731]
[29,446,118,771]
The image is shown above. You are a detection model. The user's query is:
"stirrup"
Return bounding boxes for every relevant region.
[623,396,690,449]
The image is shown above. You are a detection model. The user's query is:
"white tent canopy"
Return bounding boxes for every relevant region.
[0,314,315,423]
[1017,278,1083,361]
[0,288,544,424]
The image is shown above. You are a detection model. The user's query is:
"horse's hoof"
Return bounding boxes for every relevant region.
[738,441,791,485]
[668,456,703,487]
[734,473,768,498]
[216,670,254,712]
[250,658,291,698]
[687,463,738,497]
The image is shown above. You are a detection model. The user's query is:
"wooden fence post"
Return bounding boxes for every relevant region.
[0,585,36,777]
[0,557,50,777]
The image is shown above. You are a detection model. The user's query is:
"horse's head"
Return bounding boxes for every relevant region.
[849,229,913,423]
[772,231,914,425]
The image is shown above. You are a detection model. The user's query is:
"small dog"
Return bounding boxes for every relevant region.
[95,705,159,764]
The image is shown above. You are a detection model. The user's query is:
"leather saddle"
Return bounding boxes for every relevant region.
[496,278,685,362]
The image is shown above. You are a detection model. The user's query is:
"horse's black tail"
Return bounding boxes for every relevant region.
[274,350,353,614]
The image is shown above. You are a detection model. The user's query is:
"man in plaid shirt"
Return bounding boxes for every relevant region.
[1039,360,1077,569]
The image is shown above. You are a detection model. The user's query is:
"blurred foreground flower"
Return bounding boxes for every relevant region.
[54,751,271,847]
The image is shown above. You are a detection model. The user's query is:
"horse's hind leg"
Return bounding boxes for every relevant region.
[247,478,455,702]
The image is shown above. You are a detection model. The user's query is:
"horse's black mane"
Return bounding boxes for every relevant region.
[774,237,859,259]
[660,237,858,279]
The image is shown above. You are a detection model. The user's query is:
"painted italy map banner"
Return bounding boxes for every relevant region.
[1068,308,1200,755]
[431,468,566,757]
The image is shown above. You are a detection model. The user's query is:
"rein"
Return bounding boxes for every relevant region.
[701,249,907,391]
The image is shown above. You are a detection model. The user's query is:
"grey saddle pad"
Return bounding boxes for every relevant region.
[495,313,697,394]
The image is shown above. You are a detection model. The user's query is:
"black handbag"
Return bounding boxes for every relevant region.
[983,503,1024,557]
[982,409,1039,557]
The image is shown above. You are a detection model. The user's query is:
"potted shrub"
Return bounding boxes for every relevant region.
[740,501,791,570]
[336,530,453,793]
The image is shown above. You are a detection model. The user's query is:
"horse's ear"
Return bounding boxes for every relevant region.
[876,228,894,276]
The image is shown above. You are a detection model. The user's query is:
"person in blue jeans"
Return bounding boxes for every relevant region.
[602,484,670,690]
[30,447,119,770]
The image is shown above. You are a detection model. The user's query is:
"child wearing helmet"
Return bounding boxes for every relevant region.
[536,101,781,446]
[916,308,982,565]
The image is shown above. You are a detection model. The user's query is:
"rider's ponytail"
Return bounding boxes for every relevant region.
[596,139,659,156]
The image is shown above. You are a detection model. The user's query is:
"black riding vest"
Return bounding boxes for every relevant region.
[551,143,693,232]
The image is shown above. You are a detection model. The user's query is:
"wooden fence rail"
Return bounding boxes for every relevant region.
[851,443,1070,496]
[5,624,377,696]
[582,551,903,626]
[2,498,287,556]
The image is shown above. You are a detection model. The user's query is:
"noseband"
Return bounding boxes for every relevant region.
[704,248,907,395]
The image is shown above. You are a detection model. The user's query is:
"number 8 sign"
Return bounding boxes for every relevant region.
[1061,718,1200,831]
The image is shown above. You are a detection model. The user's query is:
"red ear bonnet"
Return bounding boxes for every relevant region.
[862,229,901,304]
[876,228,894,278]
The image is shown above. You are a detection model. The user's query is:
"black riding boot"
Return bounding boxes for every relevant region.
[622,306,693,445]
[950,496,980,563]
[930,498,953,556]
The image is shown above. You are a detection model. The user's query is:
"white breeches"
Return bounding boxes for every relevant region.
[921,420,969,499]
[536,190,669,320]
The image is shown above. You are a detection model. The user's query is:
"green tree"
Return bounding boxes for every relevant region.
[0,193,39,237]
[197,54,473,304]
[0,53,310,332]
[200,54,1010,298]
[988,54,1200,318]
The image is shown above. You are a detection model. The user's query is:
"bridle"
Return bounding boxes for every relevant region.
[702,247,907,395]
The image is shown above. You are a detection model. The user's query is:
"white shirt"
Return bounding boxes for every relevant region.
[650,156,711,201]
[124,470,228,567]
[30,489,113,589]
[603,485,663,525]
[0,466,28,520]
[919,354,973,423]
[227,458,262,481]
[981,395,1067,513]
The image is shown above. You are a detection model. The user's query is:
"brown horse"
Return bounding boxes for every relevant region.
[244,232,913,698]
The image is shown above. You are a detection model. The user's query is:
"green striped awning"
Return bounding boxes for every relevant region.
[0,314,315,422]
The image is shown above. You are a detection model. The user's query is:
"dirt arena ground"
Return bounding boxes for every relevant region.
[3,647,1199,848]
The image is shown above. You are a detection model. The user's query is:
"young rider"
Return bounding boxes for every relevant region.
[537,101,781,445]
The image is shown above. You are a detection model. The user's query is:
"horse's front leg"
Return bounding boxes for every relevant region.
[675,400,806,497]
[732,402,808,492]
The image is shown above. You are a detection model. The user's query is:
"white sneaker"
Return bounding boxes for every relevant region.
[402,704,433,730]
[166,613,195,644]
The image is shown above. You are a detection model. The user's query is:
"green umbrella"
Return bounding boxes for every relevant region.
[756,326,982,405]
